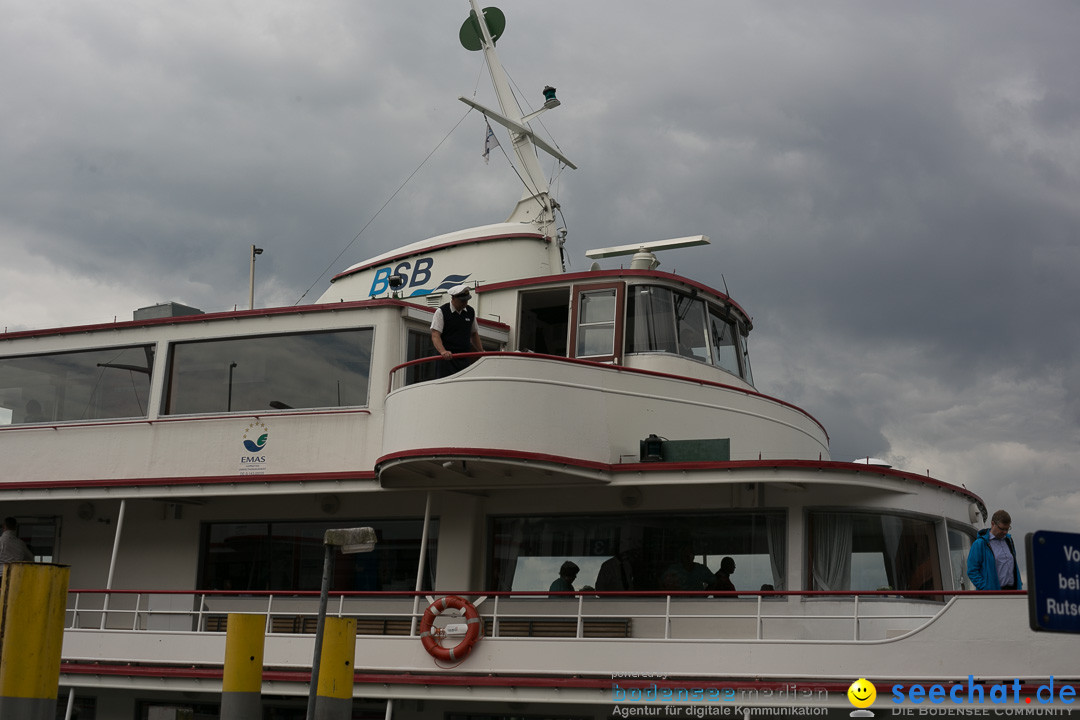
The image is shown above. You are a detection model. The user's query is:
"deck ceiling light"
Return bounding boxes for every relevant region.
[325,526,377,554]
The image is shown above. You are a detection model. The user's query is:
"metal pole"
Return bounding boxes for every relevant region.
[306,543,334,720]
[248,246,263,310]
[384,699,394,720]
[100,499,126,629]
[248,245,256,310]
[63,688,74,720]
[228,362,237,412]
[410,492,433,636]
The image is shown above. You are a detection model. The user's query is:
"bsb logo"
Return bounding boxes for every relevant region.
[368,256,470,298]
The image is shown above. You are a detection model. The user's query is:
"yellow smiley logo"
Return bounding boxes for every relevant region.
[847,678,877,708]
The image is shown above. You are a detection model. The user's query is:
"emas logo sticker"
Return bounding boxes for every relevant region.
[243,421,268,454]
[239,420,269,474]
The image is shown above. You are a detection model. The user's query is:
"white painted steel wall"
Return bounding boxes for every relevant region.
[381,354,829,465]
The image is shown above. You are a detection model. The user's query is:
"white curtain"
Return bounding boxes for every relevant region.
[880,515,904,590]
[766,514,787,590]
[812,513,852,591]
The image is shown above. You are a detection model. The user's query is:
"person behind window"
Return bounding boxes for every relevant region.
[595,549,638,591]
[0,517,34,574]
[713,556,737,592]
[23,399,46,423]
[549,561,579,593]
[966,509,1022,590]
[430,284,483,378]
[660,545,714,591]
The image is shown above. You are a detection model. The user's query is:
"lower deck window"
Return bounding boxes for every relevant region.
[948,525,976,590]
[808,511,943,592]
[200,518,437,592]
[490,511,785,592]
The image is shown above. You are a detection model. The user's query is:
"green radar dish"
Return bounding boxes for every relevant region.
[459,7,506,51]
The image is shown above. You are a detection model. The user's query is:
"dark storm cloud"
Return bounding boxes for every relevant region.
[1,0,1077,531]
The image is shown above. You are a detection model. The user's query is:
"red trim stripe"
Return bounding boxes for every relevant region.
[377,447,985,506]
[0,470,375,492]
[58,664,1063,695]
[1,299,412,341]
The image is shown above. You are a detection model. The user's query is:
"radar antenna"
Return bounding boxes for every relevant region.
[584,235,710,270]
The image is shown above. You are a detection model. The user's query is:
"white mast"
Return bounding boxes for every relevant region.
[459,0,575,231]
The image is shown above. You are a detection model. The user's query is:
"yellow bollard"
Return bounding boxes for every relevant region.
[314,616,357,720]
[0,562,71,720]
[221,613,265,720]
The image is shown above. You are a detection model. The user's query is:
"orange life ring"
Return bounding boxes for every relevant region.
[419,595,482,663]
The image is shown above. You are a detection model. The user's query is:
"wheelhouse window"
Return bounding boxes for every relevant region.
[0,345,154,424]
[627,286,678,354]
[490,511,785,592]
[709,307,742,377]
[517,288,570,355]
[163,328,374,414]
[569,283,624,362]
[627,285,751,380]
[200,518,438,592]
[808,511,943,592]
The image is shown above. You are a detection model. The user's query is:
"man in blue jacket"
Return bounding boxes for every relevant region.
[967,509,1022,590]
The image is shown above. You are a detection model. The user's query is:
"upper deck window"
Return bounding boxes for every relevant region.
[709,306,742,377]
[163,328,374,415]
[576,288,617,357]
[568,282,625,364]
[627,285,750,379]
[0,345,154,424]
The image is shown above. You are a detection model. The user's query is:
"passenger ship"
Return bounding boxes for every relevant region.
[0,4,1072,719]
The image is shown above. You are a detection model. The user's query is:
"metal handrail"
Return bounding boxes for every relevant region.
[64,588,1022,642]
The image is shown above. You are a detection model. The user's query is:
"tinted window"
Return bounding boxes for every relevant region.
[0,345,154,424]
[709,307,742,376]
[164,329,373,414]
[627,286,677,354]
[200,518,438,592]
[490,511,785,592]
[809,511,943,592]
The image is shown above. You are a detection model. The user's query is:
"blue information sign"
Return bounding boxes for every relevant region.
[1026,530,1080,634]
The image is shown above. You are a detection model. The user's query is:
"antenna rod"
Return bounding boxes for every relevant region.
[467,0,550,199]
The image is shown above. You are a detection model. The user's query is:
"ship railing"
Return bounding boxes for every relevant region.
[63,589,1022,643]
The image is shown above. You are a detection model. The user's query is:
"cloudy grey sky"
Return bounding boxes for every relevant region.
[2,1,1078,534]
